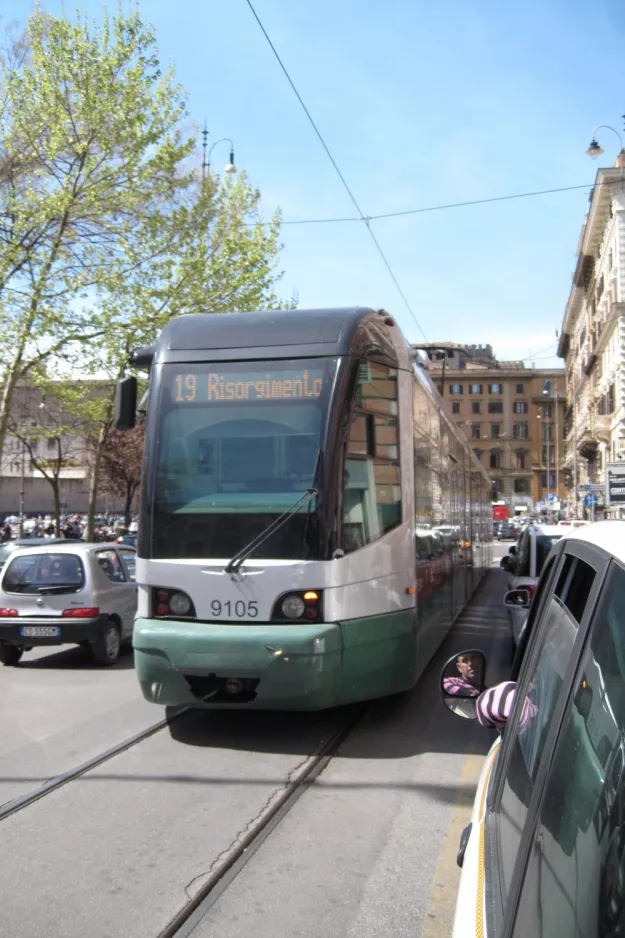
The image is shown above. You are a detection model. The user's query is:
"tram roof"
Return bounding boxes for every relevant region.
[134,307,404,366]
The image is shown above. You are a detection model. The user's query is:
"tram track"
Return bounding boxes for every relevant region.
[158,704,367,938]
[0,706,189,823]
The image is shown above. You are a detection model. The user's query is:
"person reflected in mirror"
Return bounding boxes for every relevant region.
[443,652,483,697]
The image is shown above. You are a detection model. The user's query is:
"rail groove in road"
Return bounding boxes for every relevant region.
[158,705,367,938]
[0,707,188,823]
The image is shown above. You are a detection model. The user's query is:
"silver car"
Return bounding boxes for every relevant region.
[501,523,564,646]
[0,542,137,666]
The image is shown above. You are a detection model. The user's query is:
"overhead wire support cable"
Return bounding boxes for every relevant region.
[245,0,428,341]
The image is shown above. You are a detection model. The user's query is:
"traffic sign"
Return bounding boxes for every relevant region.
[606,463,625,505]
[583,484,591,492]
[546,493,556,502]
[584,493,599,508]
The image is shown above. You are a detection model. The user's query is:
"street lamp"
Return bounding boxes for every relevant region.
[585,124,624,160]
[207,138,237,176]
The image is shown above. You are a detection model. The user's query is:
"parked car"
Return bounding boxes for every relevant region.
[0,542,137,666]
[0,538,67,571]
[500,523,565,646]
[115,533,137,549]
[441,520,625,938]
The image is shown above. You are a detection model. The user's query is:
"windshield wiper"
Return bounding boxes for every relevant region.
[37,584,81,594]
[224,488,318,577]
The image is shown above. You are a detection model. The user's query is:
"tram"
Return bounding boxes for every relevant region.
[115,307,492,709]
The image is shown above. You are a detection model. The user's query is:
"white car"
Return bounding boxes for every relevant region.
[500,523,564,645]
[441,520,625,938]
[0,542,137,666]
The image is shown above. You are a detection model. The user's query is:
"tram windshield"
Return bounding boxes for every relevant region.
[151,358,337,559]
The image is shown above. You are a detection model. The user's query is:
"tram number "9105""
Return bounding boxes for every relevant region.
[212,600,259,619]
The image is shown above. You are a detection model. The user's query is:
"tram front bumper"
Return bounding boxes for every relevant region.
[133,618,343,710]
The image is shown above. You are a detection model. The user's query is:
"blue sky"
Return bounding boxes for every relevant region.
[5,0,625,367]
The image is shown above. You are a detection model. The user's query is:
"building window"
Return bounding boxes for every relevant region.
[471,423,481,439]
[542,403,552,418]
[452,401,460,414]
[608,383,616,414]
[608,249,613,272]
[469,383,483,394]
[489,383,503,394]
[541,445,554,464]
[473,449,483,462]
[471,401,481,414]
[541,472,556,488]
[513,401,528,414]
[542,424,553,441]
[449,384,463,395]
[489,449,501,469]
[491,423,501,439]
[516,383,525,394]
[516,450,527,470]
[488,401,503,414]
[514,478,529,494]
[47,438,58,450]
[513,422,528,440]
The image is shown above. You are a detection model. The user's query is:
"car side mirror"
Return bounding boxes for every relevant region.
[440,649,486,720]
[114,376,137,431]
[509,545,517,556]
[504,588,531,608]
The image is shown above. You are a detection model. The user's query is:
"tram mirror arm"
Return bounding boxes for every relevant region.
[224,488,318,577]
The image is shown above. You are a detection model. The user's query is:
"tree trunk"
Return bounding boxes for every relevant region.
[124,483,135,528]
[87,431,106,543]
[53,480,61,537]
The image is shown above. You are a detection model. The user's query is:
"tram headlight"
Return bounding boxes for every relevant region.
[281,594,306,619]
[169,591,192,616]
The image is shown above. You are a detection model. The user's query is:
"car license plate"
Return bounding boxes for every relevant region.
[20,626,61,637]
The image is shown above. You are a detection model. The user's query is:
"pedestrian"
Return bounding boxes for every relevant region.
[0,522,12,543]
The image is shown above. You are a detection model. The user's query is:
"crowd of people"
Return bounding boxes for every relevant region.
[0,513,138,543]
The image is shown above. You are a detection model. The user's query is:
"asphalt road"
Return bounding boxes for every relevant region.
[0,546,512,938]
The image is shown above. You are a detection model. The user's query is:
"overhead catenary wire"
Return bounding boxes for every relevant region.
[245,0,428,341]
[278,183,594,226]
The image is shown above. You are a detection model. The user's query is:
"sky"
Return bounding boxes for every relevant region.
[4,0,625,368]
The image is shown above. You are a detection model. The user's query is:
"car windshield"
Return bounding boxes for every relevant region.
[536,534,563,574]
[2,553,84,594]
[150,358,337,560]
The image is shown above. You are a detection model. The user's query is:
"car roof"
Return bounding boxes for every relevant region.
[529,525,564,536]
[560,520,625,565]
[6,541,134,558]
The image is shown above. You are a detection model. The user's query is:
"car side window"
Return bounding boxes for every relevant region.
[117,549,136,582]
[496,554,597,902]
[95,549,127,583]
[512,562,625,937]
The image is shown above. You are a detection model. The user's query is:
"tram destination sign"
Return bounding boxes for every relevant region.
[172,368,325,404]
[606,462,625,505]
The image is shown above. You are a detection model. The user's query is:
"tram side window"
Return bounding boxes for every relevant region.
[342,362,402,553]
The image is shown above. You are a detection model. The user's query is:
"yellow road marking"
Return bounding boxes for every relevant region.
[422,754,484,937]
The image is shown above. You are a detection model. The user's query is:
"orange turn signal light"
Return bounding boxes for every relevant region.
[303,591,318,601]
[405,587,415,595]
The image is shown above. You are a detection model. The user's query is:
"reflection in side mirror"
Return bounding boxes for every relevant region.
[504,588,531,608]
[443,696,478,720]
[440,649,486,707]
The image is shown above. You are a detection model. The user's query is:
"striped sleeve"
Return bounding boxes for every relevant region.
[476,682,538,730]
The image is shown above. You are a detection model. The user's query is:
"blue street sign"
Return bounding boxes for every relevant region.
[582,484,591,492]
[584,493,598,508]
[546,492,556,502]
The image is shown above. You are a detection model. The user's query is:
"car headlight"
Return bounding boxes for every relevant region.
[169,591,192,616]
[281,594,306,619]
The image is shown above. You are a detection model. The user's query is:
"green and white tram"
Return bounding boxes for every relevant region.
[115,307,492,709]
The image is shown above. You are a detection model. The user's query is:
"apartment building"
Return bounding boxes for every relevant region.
[558,154,625,518]
[422,345,566,515]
